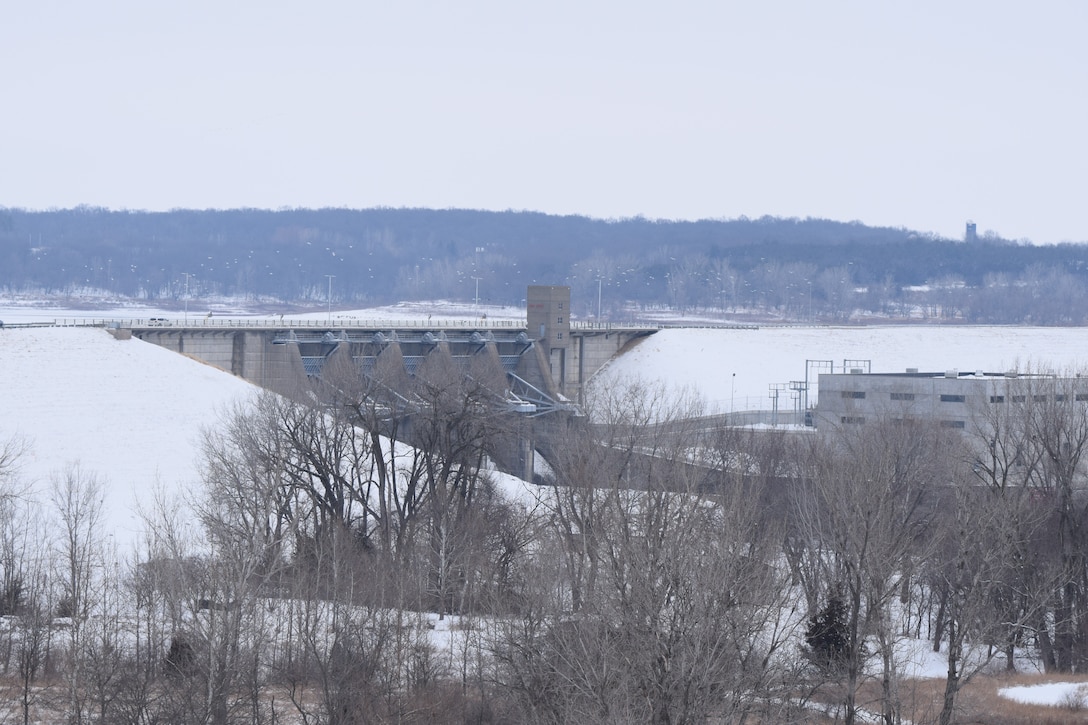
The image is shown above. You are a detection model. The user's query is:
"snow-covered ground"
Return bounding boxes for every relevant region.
[5,301,1088,706]
[1000,681,1088,708]
[0,326,259,547]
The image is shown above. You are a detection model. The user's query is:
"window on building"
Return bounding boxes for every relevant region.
[558,302,563,310]
[556,332,563,340]
[1056,394,1067,402]
[890,392,915,401]
[1010,395,1026,403]
[990,395,1005,403]
[941,420,967,429]
[940,394,966,403]
[840,416,865,425]
[1076,393,1088,402]
[557,316,563,324]
[841,391,866,399]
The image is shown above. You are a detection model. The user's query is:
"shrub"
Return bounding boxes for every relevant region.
[806,594,849,676]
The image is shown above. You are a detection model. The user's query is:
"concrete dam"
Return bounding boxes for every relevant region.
[128,316,656,481]
[130,320,654,407]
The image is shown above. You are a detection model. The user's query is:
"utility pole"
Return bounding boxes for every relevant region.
[325,275,335,324]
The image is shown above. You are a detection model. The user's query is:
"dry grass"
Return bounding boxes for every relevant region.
[822,672,1088,724]
[947,672,1088,725]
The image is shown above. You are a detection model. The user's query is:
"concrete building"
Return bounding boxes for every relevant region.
[527,285,571,387]
[815,369,1088,432]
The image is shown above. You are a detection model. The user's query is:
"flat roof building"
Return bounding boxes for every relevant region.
[815,369,1086,433]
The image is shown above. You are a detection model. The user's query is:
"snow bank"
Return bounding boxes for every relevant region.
[0,327,259,547]
[1000,682,1088,707]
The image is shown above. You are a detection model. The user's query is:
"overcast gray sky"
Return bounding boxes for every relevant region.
[3,1,1085,243]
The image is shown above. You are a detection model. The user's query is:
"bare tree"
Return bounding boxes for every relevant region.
[818,265,857,320]
[317,346,438,584]
[0,495,55,725]
[195,382,519,721]
[49,464,107,724]
[204,392,381,597]
[926,457,1051,725]
[708,257,741,314]
[78,549,134,725]
[138,487,272,725]
[0,442,40,721]
[0,435,28,487]
[796,418,951,725]
[406,352,515,618]
[494,380,801,723]
[996,372,1088,673]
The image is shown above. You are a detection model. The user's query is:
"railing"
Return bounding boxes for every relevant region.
[7,316,777,333]
[0,321,64,329]
[23,317,763,332]
[589,409,812,441]
[46,317,527,330]
[571,321,760,331]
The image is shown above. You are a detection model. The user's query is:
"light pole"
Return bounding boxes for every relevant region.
[597,278,603,320]
[473,246,484,314]
[731,373,736,414]
[181,272,193,322]
[325,275,335,324]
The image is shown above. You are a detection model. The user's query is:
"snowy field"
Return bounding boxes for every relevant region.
[0,326,259,547]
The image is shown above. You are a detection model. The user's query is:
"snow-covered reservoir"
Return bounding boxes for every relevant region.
[592,326,1088,413]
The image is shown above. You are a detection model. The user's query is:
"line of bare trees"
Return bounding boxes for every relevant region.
[6,370,1088,722]
[569,256,1088,325]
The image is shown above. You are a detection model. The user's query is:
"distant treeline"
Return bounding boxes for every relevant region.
[2,206,1087,323]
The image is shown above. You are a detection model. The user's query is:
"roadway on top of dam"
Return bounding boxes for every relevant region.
[31,316,761,332]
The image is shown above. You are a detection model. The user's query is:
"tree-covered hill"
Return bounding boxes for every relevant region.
[2,206,1085,323]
